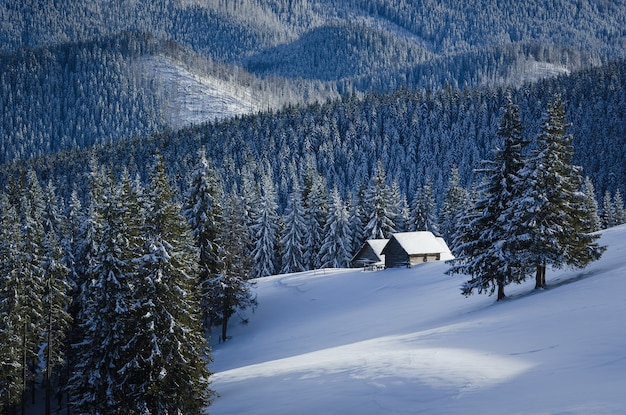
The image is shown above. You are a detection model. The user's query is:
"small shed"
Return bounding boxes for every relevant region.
[351,239,388,269]
[381,231,453,268]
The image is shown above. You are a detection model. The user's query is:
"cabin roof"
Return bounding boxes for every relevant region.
[367,239,389,257]
[382,231,445,255]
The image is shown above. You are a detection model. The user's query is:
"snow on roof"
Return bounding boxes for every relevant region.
[389,231,447,255]
[435,237,455,260]
[367,239,389,257]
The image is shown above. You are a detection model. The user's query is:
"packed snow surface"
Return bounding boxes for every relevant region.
[209,225,626,415]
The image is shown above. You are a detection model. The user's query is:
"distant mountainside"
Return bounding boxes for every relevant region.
[3,1,625,89]
[1,0,626,164]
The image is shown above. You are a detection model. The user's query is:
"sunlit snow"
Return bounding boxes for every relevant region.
[209,225,626,415]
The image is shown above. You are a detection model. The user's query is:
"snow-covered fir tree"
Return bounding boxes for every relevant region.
[280,183,307,274]
[127,156,214,413]
[68,168,140,414]
[302,162,328,270]
[439,165,469,246]
[251,169,280,279]
[614,189,626,225]
[363,161,397,239]
[602,190,617,228]
[40,181,72,415]
[448,97,530,300]
[581,177,602,232]
[319,187,352,268]
[518,96,604,288]
[184,147,224,333]
[348,182,368,256]
[410,177,439,235]
[208,188,256,342]
[0,193,27,413]
[17,170,47,412]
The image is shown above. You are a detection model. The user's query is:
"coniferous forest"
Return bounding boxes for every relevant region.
[2,0,626,413]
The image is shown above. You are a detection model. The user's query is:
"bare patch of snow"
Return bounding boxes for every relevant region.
[146,56,265,129]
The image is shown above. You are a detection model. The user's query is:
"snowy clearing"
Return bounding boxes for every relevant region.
[147,56,264,129]
[209,225,626,415]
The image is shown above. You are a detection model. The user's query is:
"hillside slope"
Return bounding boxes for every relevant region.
[209,224,626,414]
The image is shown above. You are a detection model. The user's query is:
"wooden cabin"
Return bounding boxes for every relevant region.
[351,239,388,269]
[381,231,453,268]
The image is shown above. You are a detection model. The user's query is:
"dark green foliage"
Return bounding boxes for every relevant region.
[184,148,225,333]
[448,97,530,300]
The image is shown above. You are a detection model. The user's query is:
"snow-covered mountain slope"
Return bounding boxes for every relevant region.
[147,56,265,128]
[209,224,626,414]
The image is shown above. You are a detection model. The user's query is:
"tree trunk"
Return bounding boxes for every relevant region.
[221,295,230,342]
[497,281,506,301]
[535,263,547,289]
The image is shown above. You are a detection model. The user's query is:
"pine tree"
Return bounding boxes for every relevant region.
[129,156,214,413]
[184,147,224,333]
[448,97,529,300]
[518,96,604,288]
[302,163,328,270]
[410,177,439,235]
[439,165,468,246]
[280,183,307,274]
[602,190,616,228]
[319,187,352,268]
[614,189,626,225]
[0,193,26,413]
[208,188,256,342]
[251,170,280,279]
[17,170,47,414]
[581,177,602,232]
[40,181,72,415]
[68,168,139,414]
[363,161,397,239]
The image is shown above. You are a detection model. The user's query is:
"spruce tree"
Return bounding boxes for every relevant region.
[518,96,604,288]
[68,169,138,414]
[129,156,214,413]
[319,187,352,268]
[40,181,72,415]
[302,163,328,270]
[602,190,616,228]
[207,188,256,342]
[251,170,280,279]
[0,193,26,413]
[614,189,626,225]
[410,177,439,235]
[363,161,397,239]
[448,97,529,300]
[280,183,307,274]
[439,165,469,246]
[184,147,224,333]
[581,177,602,233]
[18,170,47,413]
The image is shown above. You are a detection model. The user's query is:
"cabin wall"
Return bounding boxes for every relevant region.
[408,253,441,266]
[384,239,410,268]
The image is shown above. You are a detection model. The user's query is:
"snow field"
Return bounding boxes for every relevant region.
[209,225,626,415]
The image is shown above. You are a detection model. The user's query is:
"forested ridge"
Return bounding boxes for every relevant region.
[4,58,625,209]
[2,0,626,164]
